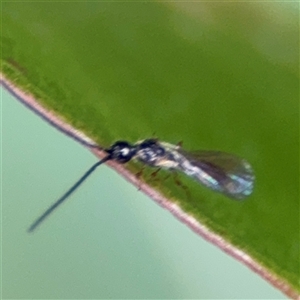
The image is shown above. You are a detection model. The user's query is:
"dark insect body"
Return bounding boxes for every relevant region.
[28,139,254,232]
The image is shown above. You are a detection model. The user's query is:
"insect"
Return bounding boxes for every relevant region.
[28,139,254,232]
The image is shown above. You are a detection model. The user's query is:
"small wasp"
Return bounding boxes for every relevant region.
[28,139,254,232]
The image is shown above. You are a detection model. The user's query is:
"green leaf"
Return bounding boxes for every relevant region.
[2,2,299,296]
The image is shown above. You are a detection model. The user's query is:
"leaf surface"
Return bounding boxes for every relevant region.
[2,2,299,295]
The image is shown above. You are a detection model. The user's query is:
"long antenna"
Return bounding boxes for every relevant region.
[28,155,112,233]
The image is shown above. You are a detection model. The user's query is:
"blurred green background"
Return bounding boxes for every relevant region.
[2,1,299,297]
[2,86,286,299]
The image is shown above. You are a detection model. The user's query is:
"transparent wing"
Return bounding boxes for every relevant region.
[178,150,255,200]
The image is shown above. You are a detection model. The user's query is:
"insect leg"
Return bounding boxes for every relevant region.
[172,171,191,199]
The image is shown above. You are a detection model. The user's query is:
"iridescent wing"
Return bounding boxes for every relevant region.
[178,149,255,200]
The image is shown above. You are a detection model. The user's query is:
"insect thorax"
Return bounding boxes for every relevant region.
[135,139,182,169]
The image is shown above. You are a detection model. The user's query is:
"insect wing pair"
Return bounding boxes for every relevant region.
[139,140,254,200]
